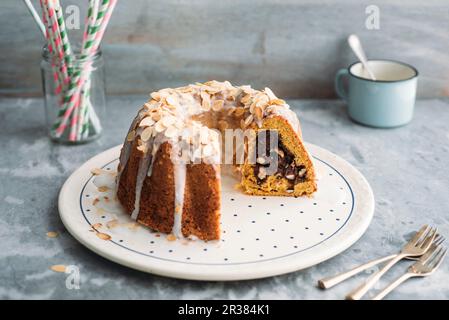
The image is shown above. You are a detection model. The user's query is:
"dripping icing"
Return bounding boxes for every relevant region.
[172,161,186,239]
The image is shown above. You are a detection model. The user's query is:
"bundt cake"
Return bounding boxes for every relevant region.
[116,80,317,241]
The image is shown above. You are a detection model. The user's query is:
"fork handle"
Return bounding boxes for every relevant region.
[318,254,397,289]
[346,254,405,300]
[372,273,414,300]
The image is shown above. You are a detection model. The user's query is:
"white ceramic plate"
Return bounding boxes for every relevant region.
[59,143,374,281]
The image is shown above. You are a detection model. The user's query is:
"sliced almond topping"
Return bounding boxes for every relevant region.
[201,92,211,111]
[218,120,229,131]
[164,126,178,138]
[167,234,177,241]
[234,107,245,117]
[256,97,269,108]
[174,120,184,129]
[241,94,251,104]
[155,120,166,133]
[137,144,148,153]
[126,222,140,230]
[150,91,161,101]
[141,126,154,142]
[151,112,161,122]
[50,265,66,273]
[126,130,135,141]
[139,117,155,127]
[46,231,58,238]
[96,232,111,240]
[254,106,263,121]
[106,219,119,229]
[244,114,254,126]
[264,87,277,100]
[212,99,224,111]
[98,186,109,192]
[227,107,236,116]
[162,115,176,127]
[166,95,178,106]
[270,99,286,105]
[91,223,103,229]
[91,168,102,176]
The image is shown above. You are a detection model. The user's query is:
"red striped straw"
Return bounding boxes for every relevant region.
[39,0,63,97]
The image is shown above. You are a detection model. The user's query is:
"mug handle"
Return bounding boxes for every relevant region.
[335,68,349,101]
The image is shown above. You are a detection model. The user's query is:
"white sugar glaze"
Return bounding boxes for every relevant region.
[117,81,304,239]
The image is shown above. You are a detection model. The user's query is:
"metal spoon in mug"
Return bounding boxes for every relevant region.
[348,34,376,81]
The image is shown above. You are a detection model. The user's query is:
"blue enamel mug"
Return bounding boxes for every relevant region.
[335,60,418,128]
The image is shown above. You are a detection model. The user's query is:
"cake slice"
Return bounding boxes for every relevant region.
[240,113,317,197]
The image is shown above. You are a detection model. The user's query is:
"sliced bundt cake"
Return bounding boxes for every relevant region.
[116,81,317,241]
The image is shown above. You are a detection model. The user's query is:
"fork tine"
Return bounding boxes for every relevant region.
[434,235,445,246]
[429,247,447,269]
[419,227,437,249]
[411,225,429,245]
[422,244,442,264]
[415,225,432,247]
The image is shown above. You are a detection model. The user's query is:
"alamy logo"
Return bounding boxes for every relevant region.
[65,265,81,290]
[65,5,80,30]
[365,5,380,30]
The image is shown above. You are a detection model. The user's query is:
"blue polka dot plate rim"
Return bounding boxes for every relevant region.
[59,143,374,281]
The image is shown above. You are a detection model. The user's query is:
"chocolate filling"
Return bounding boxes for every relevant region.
[254,130,307,187]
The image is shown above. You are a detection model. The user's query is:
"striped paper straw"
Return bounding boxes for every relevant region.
[54,4,73,80]
[55,0,116,138]
[40,0,64,99]
[47,3,69,86]
[76,0,100,139]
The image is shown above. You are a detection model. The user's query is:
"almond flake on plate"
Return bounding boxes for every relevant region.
[97,186,109,192]
[46,231,59,238]
[106,219,119,229]
[50,265,67,273]
[91,168,102,176]
[91,223,103,229]
[167,234,177,241]
[96,232,111,240]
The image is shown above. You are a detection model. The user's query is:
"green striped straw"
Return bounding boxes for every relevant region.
[54,4,73,78]
[76,0,99,140]
[54,0,111,139]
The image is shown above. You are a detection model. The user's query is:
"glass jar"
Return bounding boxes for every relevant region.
[41,45,105,144]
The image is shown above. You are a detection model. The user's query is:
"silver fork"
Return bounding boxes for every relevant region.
[346,225,437,300]
[372,244,447,300]
[318,233,445,289]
